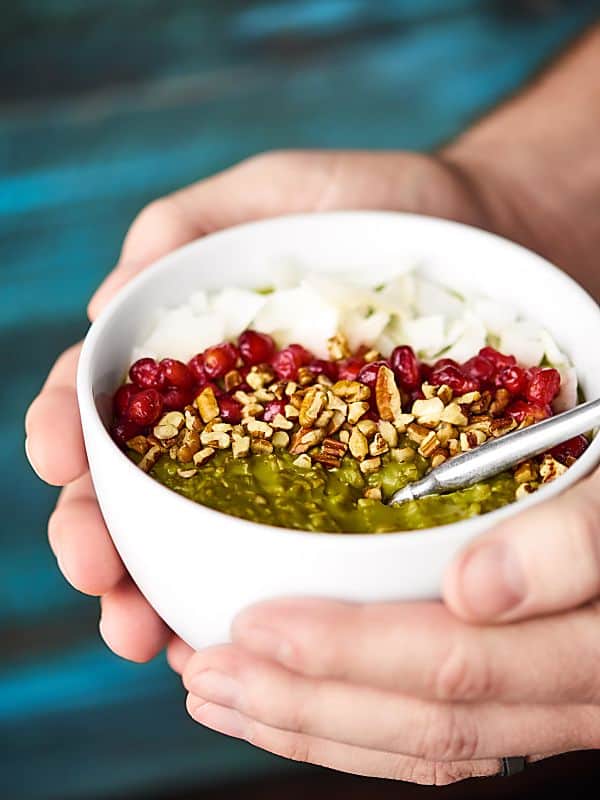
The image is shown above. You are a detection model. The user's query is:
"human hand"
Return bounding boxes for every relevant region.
[25,149,491,662]
[181,468,600,784]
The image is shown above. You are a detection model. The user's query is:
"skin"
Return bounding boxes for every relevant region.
[26,23,600,786]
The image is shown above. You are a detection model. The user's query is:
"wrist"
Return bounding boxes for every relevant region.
[440,136,600,300]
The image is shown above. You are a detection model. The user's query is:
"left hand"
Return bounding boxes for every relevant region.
[177,468,600,785]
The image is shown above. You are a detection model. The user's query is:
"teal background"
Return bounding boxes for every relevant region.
[2,2,598,798]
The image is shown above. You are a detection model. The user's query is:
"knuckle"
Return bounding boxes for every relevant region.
[270,732,312,765]
[434,640,496,701]
[418,707,479,762]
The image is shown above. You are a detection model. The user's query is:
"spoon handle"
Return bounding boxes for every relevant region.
[390,397,600,504]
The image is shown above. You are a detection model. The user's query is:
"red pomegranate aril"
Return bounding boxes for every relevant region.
[113,383,138,418]
[550,435,589,465]
[161,386,193,411]
[391,345,421,389]
[188,354,208,384]
[309,358,338,381]
[357,360,390,390]
[203,342,239,379]
[430,364,478,394]
[159,358,194,389]
[462,355,495,385]
[238,330,276,366]
[129,357,165,389]
[432,358,459,371]
[271,344,312,381]
[263,399,287,422]
[127,388,163,425]
[218,396,243,424]
[111,419,142,448]
[498,365,526,395]
[506,400,551,424]
[525,367,561,405]
[337,356,364,381]
[479,347,516,371]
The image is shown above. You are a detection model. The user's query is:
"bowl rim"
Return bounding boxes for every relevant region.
[77,210,600,546]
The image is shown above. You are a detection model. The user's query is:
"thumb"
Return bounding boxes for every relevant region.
[443,470,600,623]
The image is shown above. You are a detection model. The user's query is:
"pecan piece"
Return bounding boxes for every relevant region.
[375,366,402,421]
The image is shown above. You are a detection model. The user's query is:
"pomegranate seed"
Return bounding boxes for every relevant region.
[161,386,193,411]
[271,344,313,380]
[113,384,138,418]
[550,435,589,465]
[498,365,526,395]
[308,358,338,381]
[160,358,193,389]
[263,399,287,422]
[432,358,459,371]
[430,364,478,394]
[238,330,276,366]
[127,388,163,425]
[357,360,390,390]
[462,355,495,384]
[525,368,561,405]
[129,358,165,389]
[390,346,421,390]
[203,342,239,379]
[506,400,551,424]
[218,396,242,423]
[289,343,312,363]
[188,354,208,384]
[337,356,364,381]
[479,347,516,370]
[111,419,142,448]
[420,363,433,383]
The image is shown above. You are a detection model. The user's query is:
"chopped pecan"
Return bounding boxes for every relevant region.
[251,439,274,455]
[539,454,568,484]
[138,444,162,472]
[177,429,201,462]
[390,447,415,463]
[272,431,290,449]
[516,482,538,500]
[514,460,538,484]
[375,366,402,421]
[272,413,294,430]
[193,447,216,466]
[378,420,398,448]
[332,380,370,402]
[245,419,273,439]
[418,431,440,458]
[369,432,389,457]
[196,386,220,423]
[440,402,468,427]
[489,388,511,417]
[326,410,346,435]
[359,456,381,475]
[327,332,350,361]
[411,397,444,427]
[363,487,382,501]
[232,435,251,458]
[293,454,312,469]
[224,369,242,391]
[347,401,369,425]
[176,468,197,479]
[406,422,432,444]
[357,419,378,438]
[349,427,369,460]
[289,426,325,455]
[299,387,327,427]
[490,417,517,438]
[126,435,150,455]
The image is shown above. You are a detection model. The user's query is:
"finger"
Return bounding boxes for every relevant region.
[88,150,459,320]
[87,151,337,319]
[183,645,600,762]
[232,598,600,704]
[25,343,86,486]
[99,579,171,662]
[185,695,501,785]
[443,469,600,623]
[48,474,126,596]
[166,637,195,675]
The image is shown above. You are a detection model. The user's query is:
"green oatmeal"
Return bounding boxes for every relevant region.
[142,447,518,533]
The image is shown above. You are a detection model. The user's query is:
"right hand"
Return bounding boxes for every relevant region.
[24,149,499,665]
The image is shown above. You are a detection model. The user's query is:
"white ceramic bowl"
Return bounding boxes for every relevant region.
[77,212,600,648]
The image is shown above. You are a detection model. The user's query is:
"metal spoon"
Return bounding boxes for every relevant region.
[388,397,600,506]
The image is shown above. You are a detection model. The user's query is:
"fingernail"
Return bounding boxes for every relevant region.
[25,437,42,480]
[190,701,247,739]
[234,625,295,666]
[459,541,526,619]
[189,670,243,708]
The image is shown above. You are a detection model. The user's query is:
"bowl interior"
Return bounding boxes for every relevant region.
[80,211,600,532]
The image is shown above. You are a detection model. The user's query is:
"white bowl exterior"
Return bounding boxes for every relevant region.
[78,212,600,648]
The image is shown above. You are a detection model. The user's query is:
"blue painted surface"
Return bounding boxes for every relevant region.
[2,2,598,798]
